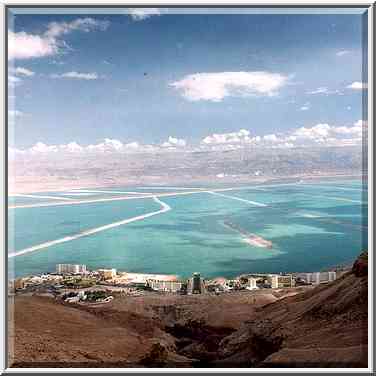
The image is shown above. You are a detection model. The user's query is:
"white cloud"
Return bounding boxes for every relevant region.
[354,119,366,127]
[124,141,140,150]
[20,139,138,155]
[293,123,331,139]
[199,122,363,149]
[300,103,310,111]
[8,31,57,60]
[161,136,187,148]
[281,142,294,148]
[336,50,350,57]
[30,142,58,153]
[44,18,110,39]
[12,67,35,76]
[170,71,289,102]
[50,71,99,80]
[347,81,367,90]
[202,129,251,145]
[307,87,342,96]
[290,121,365,146]
[59,142,83,153]
[128,8,161,21]
[22,138,152,155]
[14,120,367,156]
[332,126,361,135]
[9,18,110,60]
[307,87,328,95]
[263,134,278,142]
[87,138,123,152]
[201,130,293,150]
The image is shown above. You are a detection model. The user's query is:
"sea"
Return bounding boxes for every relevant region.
[8,179,368,279]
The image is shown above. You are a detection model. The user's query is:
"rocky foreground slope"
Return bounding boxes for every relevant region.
[9,253,368,368]
[215,252,368,368]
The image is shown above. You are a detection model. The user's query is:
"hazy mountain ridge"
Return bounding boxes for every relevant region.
[9,146,364,192]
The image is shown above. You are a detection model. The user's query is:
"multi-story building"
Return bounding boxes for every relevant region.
[147,279,184,293]
[267,275,278,288]
[97,268,117,280]
[14,278,25,290]
[246,277,258,290]
[320,271,337,283]
[9,278,25,292]
[56,264,87,275]
[297,271,336,285]
[278,274,295,288]
[192,272,202,294]
[223,279,242,291]
[188,272,205,294]
[267,274,295,288]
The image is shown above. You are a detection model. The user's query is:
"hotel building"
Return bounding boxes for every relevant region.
[267,274,295,288]
[147,279,184,293]
[97,268,117,280]
[297,271,336,285]
[56,264,87,275]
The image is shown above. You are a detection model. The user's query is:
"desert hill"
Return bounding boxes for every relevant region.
[9,252,368,368]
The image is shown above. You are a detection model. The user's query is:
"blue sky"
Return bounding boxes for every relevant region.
[8,8,367,152]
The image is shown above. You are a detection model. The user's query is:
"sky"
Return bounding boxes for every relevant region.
[8,8,368,154]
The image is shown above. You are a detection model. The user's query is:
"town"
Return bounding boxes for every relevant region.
[8,263,344,305]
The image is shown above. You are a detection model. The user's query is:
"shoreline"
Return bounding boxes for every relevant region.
[8,173,364,195]
[10,258,353,281]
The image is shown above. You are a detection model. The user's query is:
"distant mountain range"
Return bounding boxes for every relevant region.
[9,145,365,193]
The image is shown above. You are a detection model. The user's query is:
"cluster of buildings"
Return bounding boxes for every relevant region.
[63,290,114,304]
[10,273,64,290]
[147,279,184,293]
[56,264,87,275]
[295,271,337,285]
[205,273,295,293]
[9,264,340,297]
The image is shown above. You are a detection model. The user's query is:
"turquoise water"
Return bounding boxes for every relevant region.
[8,180,368,278]
[8,199,160,253]
[9,191,145,203]
[8,195,65,206]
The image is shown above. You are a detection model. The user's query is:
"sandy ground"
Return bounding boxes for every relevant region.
[8,289,291,367]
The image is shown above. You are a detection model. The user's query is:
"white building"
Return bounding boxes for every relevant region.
[267,274,294,288]
[97,268,117,280]
[268,275,279,289]
[320,271,336,283]
[297,271,336,285]
[40,274,63,282]
[310,272,321,285]
[246,277,258,290]
[56,264,87,275]
[147,279,183,293]
[65,296,80,304]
